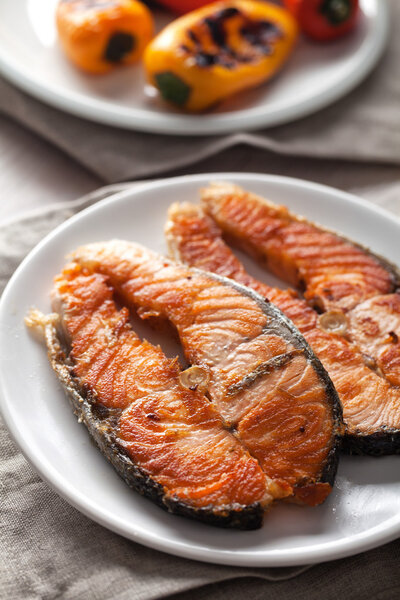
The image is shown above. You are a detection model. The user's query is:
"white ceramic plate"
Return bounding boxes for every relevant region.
[1,173,399,567]
[0,0,389,135]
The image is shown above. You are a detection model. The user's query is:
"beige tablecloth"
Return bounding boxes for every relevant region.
[0,1,399,182]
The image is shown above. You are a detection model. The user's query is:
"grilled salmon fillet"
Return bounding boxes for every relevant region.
[347,294,400,388]
[201,183,398,313]
[26,263,275,529]
[200,183,400,433]
[71,240,341,506]
[165,202,400,455]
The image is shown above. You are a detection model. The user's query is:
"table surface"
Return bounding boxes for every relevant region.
[0,114,101,224]
[2,112,400,230]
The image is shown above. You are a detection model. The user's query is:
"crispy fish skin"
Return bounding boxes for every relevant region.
[26,265,275,529]
[165,202,400,455]
[72,240,342,506]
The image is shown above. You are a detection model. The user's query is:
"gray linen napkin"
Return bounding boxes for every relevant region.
[1,181,400,600]
[0,0,399,183]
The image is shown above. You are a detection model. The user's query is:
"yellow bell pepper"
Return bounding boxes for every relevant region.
[56,0,154,74]
[144,0,298,111]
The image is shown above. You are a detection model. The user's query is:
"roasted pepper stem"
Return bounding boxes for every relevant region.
[155,72,192,106]
[320,0,352,25]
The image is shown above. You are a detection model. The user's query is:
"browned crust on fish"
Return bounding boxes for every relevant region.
[202,182,400,289]
[30,311,265,529]
[165,198,400,456]
[71,241,342,504]
[201,183,400,314]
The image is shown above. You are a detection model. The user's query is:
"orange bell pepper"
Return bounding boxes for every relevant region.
[144,0,298,112]
[56,0,154,74]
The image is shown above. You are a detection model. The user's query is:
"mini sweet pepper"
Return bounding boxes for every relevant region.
[283,0,359,41]
[155,1,214,14]
[144,0,298,112]
[56,0,154,74]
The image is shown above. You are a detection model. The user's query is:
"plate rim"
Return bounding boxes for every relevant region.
[0,0,390,135]
[1,172,400,567]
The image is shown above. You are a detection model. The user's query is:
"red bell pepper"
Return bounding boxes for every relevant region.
[283,0,359,41]
[154,1,214,14]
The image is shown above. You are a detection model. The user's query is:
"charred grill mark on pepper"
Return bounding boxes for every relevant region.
[180,8,283,69]
[320,0,352,25]
[187,29,201,45]
[240,20,283,54]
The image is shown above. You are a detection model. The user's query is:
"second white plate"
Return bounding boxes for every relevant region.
[0,0,389,134]
[0,173,399,567]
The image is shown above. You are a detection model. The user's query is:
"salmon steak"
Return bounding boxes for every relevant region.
[69,240,342,507]
[26,263,278,529]
[201,183,398,311]
[174,182,400,454]
[200,183,400,384]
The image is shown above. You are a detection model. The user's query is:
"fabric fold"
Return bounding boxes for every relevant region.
[0,2,399,183]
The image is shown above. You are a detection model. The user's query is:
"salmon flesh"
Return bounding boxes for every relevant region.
[26,264,278,529]
[181,182,400,454]
[70,240,342,507]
